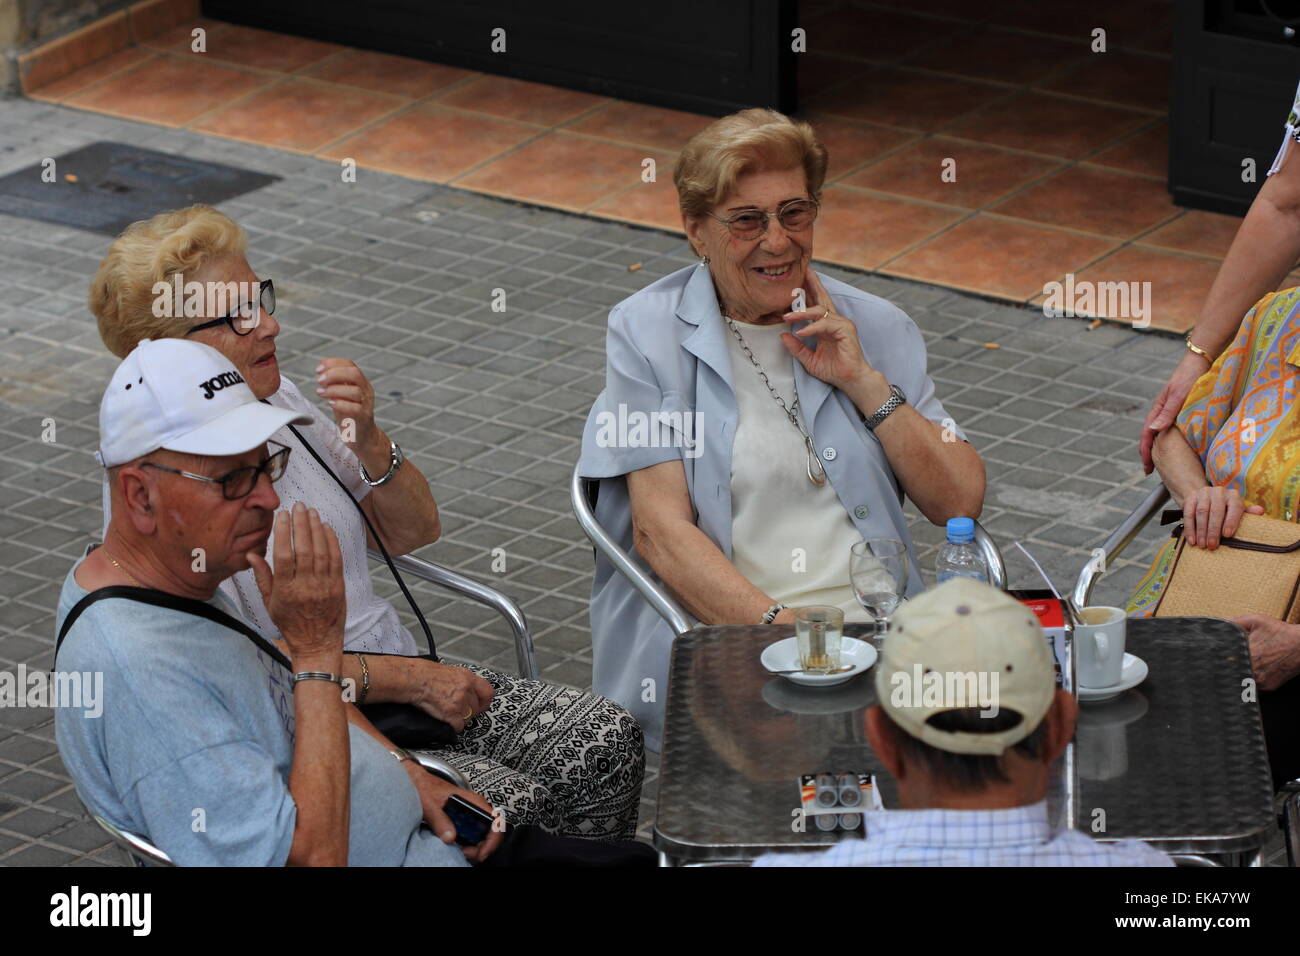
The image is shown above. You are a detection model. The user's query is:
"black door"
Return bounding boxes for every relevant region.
[202,0,796,116]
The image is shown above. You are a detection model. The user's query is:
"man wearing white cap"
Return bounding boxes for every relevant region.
[54,339,492,865]
[753,578,1171,866]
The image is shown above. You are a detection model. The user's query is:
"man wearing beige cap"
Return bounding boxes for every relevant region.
[753,578,1171,866]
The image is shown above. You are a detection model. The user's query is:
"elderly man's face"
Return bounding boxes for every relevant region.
[187,254,282,400]
[688,167,814,323]
[141,444,281,581]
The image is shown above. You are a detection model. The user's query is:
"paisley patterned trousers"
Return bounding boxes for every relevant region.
[416,664,645,841]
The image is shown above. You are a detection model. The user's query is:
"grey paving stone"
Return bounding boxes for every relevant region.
[0,806,67,838]
[0,842,78,866]
[41,819,113,854]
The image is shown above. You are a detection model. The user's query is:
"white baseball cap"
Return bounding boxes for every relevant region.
[874,577,1056,756]
[96,338,310,468]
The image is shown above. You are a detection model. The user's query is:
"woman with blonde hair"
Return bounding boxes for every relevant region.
[579,109,986,748]
[89,205,645,840]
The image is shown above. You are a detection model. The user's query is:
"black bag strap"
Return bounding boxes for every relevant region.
[58,585,460,745]
[57,585,292,671]
[277,414,438,661]
[1160,508,1300,553]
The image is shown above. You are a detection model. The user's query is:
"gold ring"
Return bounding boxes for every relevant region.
[464,708,473,720]
[821,307,830,319]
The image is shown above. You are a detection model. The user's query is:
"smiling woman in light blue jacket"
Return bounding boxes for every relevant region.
[579,109,986,749]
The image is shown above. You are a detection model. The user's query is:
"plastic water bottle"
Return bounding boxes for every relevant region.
[935,517,988,584]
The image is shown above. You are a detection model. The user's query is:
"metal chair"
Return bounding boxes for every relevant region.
[89,752,470,867]
[570,463,1007,636]
[367,549,537,679]
[1071,481,1172,610]
[1282,781,1300,867]
[570,466,692,635]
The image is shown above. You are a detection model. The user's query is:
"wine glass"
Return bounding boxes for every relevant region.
[849,538,910,633]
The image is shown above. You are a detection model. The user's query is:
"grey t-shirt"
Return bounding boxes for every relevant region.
[53,551,467,867]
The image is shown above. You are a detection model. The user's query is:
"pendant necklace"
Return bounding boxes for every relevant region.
[723,313,828,487]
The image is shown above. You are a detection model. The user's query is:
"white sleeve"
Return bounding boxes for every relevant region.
[1267,79,1300,177]
[272,378,371,502]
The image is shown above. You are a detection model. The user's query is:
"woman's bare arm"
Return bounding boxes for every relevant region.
[627,460,786,625]
[1151,426,1210,506]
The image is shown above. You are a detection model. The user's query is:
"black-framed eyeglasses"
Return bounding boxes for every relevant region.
[141,441,290,500]
[707,198,820,240]
[185,279,276,336]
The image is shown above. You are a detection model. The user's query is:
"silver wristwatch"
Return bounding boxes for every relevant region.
[860,384,907,431]
[360,438,404,487]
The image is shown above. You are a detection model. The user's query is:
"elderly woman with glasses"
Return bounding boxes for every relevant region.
[88,205,645,840]
[579,109,986,749]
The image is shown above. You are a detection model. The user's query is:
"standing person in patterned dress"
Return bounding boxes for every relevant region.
[1130,286,1300,787]
[1140,79,1300,473]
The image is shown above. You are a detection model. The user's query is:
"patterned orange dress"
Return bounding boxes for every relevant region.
[1128,287,1300,617]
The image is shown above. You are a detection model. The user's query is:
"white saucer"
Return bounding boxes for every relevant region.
[760,636,877,687]
[1078,653,1148,702]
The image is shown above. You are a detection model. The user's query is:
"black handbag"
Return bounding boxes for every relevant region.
[348,654,456,747]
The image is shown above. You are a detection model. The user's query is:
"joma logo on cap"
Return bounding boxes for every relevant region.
[199,370,245,400]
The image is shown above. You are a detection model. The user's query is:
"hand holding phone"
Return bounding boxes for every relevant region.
[407,766,504,862]
[443,793,495,846]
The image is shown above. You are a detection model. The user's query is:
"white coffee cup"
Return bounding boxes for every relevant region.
[1074,605,1126,689]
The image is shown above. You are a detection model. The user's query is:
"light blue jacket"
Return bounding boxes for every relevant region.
[578,263,965,749]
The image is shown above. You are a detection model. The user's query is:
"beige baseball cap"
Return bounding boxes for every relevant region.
[874,577,1056,756]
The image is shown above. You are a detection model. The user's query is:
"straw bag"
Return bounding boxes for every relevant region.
[1153,510,1300,623]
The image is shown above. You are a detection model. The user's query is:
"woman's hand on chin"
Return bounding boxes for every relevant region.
[779,268,883,398]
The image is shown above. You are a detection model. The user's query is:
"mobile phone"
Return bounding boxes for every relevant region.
[444,794,495,847]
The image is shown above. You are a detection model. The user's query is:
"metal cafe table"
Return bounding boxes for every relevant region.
[652,619,1275,866]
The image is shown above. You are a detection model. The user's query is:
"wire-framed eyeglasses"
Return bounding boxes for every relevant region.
[185,278,276,336]
[140,441,290,500]
[707,199,820,240]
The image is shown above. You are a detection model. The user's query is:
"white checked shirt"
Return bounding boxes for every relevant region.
[751,801,1172,867]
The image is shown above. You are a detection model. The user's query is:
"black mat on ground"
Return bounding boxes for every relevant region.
[0,141,278,234]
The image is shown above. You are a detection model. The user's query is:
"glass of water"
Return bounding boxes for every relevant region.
[850,538,909,633]
[794,606,844,672]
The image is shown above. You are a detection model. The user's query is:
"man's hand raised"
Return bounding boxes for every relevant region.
[247,501,346,661]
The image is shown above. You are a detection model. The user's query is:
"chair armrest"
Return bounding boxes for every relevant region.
[570,466,694,636]
[92,813,175,867]
[413,752,469,789]
[1071,482,1171,610]
[367,550,537,680]
[1282,780,1300,867]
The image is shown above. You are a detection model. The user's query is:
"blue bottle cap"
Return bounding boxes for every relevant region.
[946,516,975,542]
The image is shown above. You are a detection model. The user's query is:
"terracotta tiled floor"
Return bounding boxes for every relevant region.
[25,1,1236,332]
